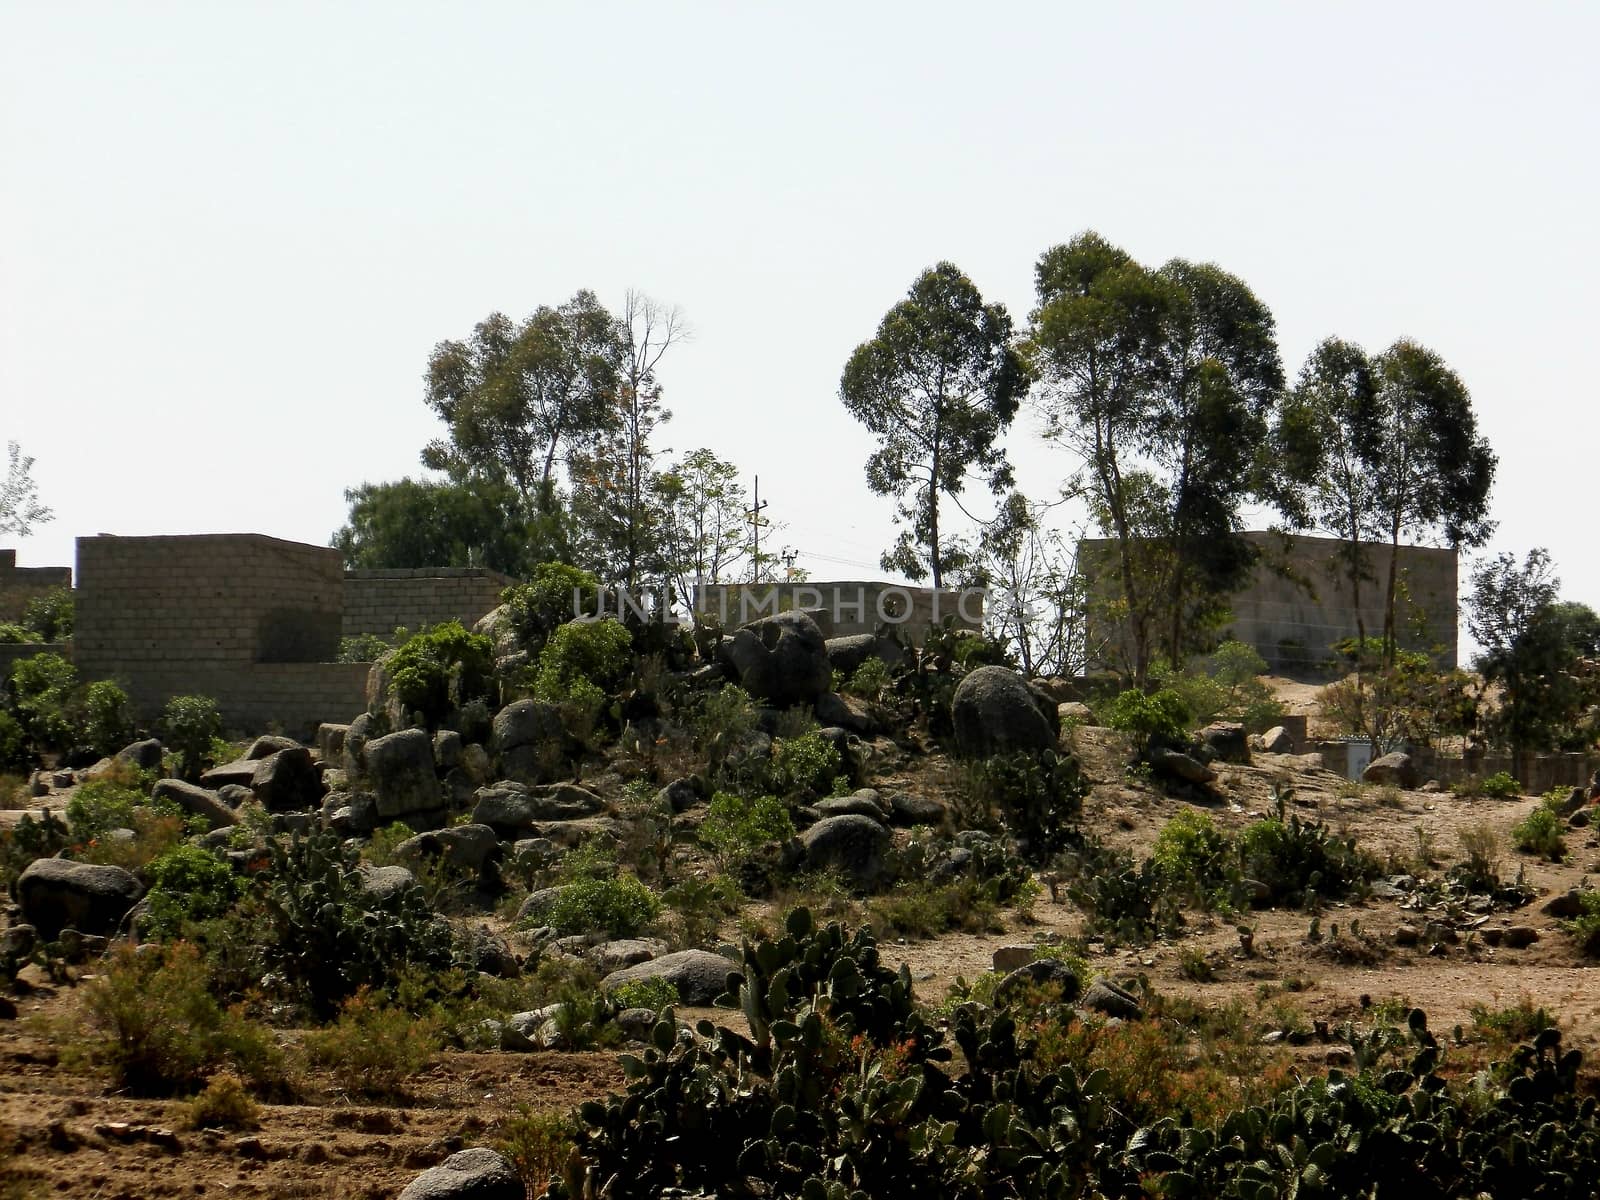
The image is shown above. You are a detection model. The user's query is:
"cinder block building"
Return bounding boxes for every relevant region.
[1080,531,1458,675]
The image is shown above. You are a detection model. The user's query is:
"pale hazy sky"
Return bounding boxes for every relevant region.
[3,2,1596,652]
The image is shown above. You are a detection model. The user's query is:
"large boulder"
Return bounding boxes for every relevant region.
[397,1147,523,1200]
[357,863,417,903]
[472,781,605,835]
[114,738,164,771]
[717,611,832,708]
[1199,722,1251,765]
[245,734,299,761]
[149,778,237,831]
[17,858,143,939]
[824,633,906,678]
[365,728,440,818]
[950,666,1056,758]
[250,746,322,812]
[396,824,503,873]
[1363,751,1421,790]
[1148,746,1217,785]
[993,957,1081,1007]
[799,813,890,887]
[1260,725,1294,754]
[342,711,381,778]
[492,699,563,752]
[491,699,566,786]
[601,949,735,1005]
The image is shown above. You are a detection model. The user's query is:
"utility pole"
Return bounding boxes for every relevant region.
[745,475,770,583]
[781,547,798,581]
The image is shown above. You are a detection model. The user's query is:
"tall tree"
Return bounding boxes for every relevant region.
[332,477,553,576]
[570,291,686,591]
[1,441,52,536]
[1273,339,1384,650]
[1370,341,1496,665]
[1469,548,1590,768]
[653,448,749,612]
[839,262,1028,588]
[1147,259,1285,667]
[421,290,625,508]
[972,491,1090,677]
[1028,234,1169,682]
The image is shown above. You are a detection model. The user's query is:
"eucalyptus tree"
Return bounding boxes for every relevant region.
[1273,338,1384,648]
[1,441,51,536]
[421,290,626,509]
[839,262,1029,588]
[1369,340,1496,664]
[1147,258,1285,668]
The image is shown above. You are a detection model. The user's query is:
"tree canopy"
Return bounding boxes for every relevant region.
[839,261,1028,588]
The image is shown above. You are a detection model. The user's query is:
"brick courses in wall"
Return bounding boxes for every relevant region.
[341,567,515,640]
[0,549,72,623]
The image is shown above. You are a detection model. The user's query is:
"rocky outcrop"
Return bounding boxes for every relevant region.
[717,611,832,708]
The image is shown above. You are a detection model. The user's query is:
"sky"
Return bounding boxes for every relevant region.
[2,2,1596,657]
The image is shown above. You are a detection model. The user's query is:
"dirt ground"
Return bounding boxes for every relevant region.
[5,689,1600,1198]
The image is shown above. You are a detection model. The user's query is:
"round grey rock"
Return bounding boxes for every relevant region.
[601,949,736,1005]
[950,667,1055,758]
[397,1147,523,1200]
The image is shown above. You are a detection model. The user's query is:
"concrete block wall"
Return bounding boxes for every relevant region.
[342,567,514,640]
[694,581,983,641]
[73,534,349,731]
[0,549,72,622]
[1081,532,1459,676]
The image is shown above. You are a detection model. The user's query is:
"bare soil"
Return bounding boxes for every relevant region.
[6,690,1600,1198]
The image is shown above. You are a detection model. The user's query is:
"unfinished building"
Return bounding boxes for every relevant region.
[1080,531,1459,675]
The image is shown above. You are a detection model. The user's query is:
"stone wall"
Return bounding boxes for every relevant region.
[342,567,514,640]
[1081,532,1459,675]
[73,534,360,734]
[0,549,71,623]
[693,581,982,641]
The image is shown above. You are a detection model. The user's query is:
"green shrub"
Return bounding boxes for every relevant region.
[1151,808,1233,906]
[495,1107,576,1195]
[184,1071,260,1130]
[7,651,79,750]
[0,710,28,771]
[501,562,601,654]
[964,749,1087,863]
[1237,809,1374,906]
[303,987,438,1098]
[161,695,223,782]
[1511,804,1565,860]
[699,792,795,869]
[259,830,459,1017]
[1563,890,1600,955]
[0,622,32,643]
[661,873,744,947]
[611,976,679,1011]
[82,679,136,758]
[545,873,661,938]
[1480,771,1523,800]
[65,776,145,842]
[772,731,842,796]
[143,844,244,940]
[533,618,634,701]
[22,587,73,641]
[1455,821,1501,890]
[1101,687,1192,743]
[843,657,891,701]
[387,620,495,727]
[693,684,759,771]
[80,942,283,1096]
[336,630,400,663]
[0,809,70,891]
